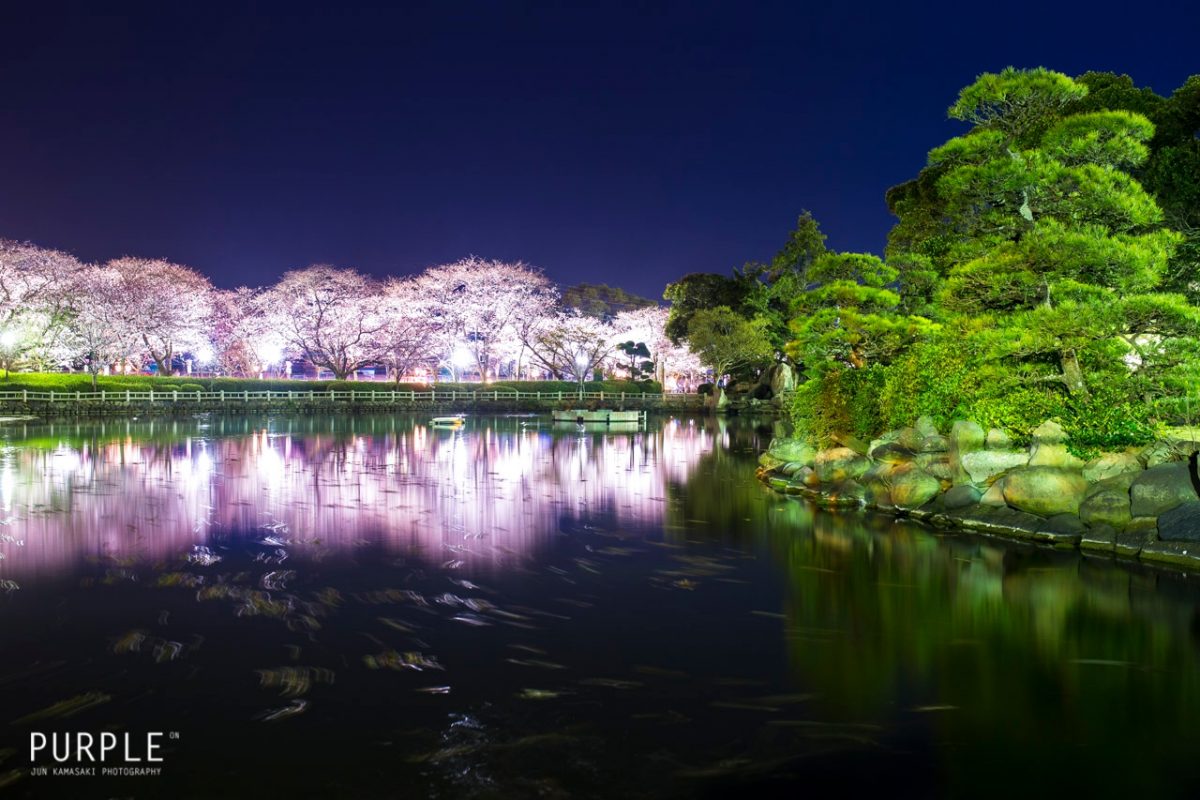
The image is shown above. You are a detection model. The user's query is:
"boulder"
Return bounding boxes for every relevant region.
[796,466,821,488]
[1140,540,1200,569]
[894,427,923,451]
[979,481,1007,506]
[1139,441,1184,468]
[961,450,1029,484]
[914,416,940,439]
[812,447,870,483]
[1000,467,1089,516]
[1080,524,1117,554]
[831,433,870,456]
[1028,443,1085,469]
[1115,518,1159,558]
[889,463,941,510]
[1031,420,1068,444]
[1079,488,1133,529]
[825,479,867,506]
[985,428,1013,450]
[768,362,796,395]
[918,435,949,453]
[915,452,955,481]
[1157,501,1200,542]
[1082,450,1142,483]
[1041,513,1085,536]
[766,438,816,466]
[948,420,985,454]
[870,442,915,463]
[943,484,982,509]
[1129,463,1198,518]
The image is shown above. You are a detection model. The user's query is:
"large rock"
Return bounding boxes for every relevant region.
[889,463,941,510]
[1031,420,1068,444]
[1028,443,1085,469]
[985,428,1012,450]
[961,450,1029,484]
[1079,488,1132,529]
[824,479,867,506]
[768,362,796,395]
[1082,450,1142,483]
[915,452,955,481]
[1157,501,1200,542]
[979,481,1007,506]
[894,427,923,451]
[942,484,982,509]
[1000,467,1089,516]
[1080,523,1117,554]
[1115,518,1159,557]
[870,442,915,463]
[766,438,816,466]
[918,435,949,453]
[914,416,940,439]
[1129,463,1199,518]
[949,420,985,453]
[812,447,870,483]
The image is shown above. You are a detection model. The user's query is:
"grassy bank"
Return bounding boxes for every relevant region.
[0,373,663,395]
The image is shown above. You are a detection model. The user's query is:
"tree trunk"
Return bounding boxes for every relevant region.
[1060,349,1089,398]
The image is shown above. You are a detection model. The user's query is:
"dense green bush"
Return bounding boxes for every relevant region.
[790,366,885,447]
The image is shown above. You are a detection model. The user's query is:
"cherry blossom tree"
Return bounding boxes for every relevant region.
[609,306,704,389]
[209,287,282,377]
[0,241,83,375]
[379,277,440,383]
[412,258,558,380]
[62,265,143,388]
[525,311,613,391]
[261,265,387,380]
[106,257,215,375]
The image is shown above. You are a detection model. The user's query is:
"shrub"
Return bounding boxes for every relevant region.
[790,365,885,446]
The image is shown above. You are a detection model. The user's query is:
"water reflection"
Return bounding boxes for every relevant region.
[0,416,739,581]
[4,415,1200,797]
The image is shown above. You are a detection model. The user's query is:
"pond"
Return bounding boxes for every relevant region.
[1,414,1200,798]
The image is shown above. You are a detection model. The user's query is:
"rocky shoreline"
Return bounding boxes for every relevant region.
[757,417,1200,570]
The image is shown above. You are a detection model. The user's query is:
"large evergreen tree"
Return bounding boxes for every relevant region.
[890,68,1194,401]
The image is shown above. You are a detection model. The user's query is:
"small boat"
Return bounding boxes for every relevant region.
[430,415,465,427]
[550,409,646,426]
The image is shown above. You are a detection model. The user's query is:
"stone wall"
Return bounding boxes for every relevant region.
[757,417,1200,570]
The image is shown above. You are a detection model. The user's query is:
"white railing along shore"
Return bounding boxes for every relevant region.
[0,389,701,405]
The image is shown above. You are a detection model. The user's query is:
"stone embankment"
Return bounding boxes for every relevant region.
[757,417,1200,570]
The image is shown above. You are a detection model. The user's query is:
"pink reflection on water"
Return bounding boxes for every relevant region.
[0,418,720,581]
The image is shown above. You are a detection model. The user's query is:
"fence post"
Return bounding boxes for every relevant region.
[621,392,624,403]
[125,390,130,404]
[149,390,154,403]
[220,390,225,402]
[22,390,27,402]
[50,391,55,403]
[557,391,562,402]
[101,390,105,402]
[244,390,249,402]
[76,390,80,401]
[172,390,177,402]
[451,390,455,402]
[410,390,414,402]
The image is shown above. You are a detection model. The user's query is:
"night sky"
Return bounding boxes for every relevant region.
[2,1,1197,298]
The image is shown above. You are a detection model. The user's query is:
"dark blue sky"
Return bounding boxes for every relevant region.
[2,1,1197,298]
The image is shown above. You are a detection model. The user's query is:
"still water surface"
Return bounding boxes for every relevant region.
[2,415,1200,798]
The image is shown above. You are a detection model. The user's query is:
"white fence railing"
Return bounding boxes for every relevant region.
[0,389,702,405]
